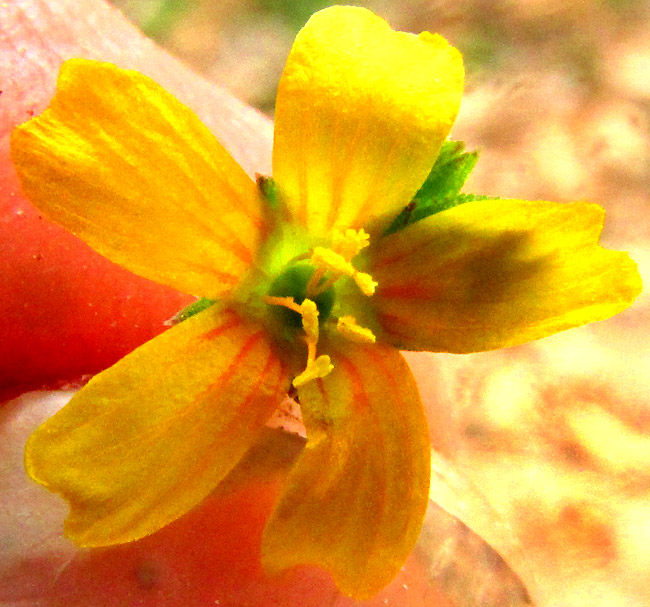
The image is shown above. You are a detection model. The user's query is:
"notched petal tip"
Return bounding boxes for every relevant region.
[273,5,464,236]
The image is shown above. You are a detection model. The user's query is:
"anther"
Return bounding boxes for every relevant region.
[353,272,378,296]
[310,247,356,277]
[298,299,319,343]
[336,316,376,344]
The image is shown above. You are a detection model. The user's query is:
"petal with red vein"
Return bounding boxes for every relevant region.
[25,306,290,546]
[262,342,430,600]
[370,199,642,353]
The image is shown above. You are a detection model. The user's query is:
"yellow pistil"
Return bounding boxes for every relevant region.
[336,316,376,344]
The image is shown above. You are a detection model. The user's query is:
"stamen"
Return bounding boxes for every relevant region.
[305,266,326,297]
[312,273,341,296]
[309,247,377,298]
[266,228,378,387]
[336,316,376,344]
[264,295,302,314]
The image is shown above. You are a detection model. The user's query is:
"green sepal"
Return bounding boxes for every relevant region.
[415,140,479,201]
[257,175,280,210]
[407,192,498,225]
[166,297,216,325]
[385,141,499,235]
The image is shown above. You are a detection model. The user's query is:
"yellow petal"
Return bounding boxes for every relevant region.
[262,343,430,599]
[273,6,463,236]
[370,199,643,352]
[25,306,290,546]
[11,59,266,298]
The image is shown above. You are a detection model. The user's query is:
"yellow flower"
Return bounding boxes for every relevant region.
[10,6,642,600]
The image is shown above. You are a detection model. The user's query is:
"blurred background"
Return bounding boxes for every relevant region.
[108,2,650,605]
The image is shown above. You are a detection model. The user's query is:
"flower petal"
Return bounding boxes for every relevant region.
[262,342,430,599]
[272,6,463,236]
[11,59,267,299]
[370,199,643,352]
[25,306,290,546]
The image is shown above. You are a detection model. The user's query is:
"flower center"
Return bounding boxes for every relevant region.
[267,263,336,328]
[264,229,377,387]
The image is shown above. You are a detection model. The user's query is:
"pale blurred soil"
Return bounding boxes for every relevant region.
[110,1,650,605]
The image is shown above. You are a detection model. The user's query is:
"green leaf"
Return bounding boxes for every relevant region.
[141,0,190,42]
[385,141,500,235]
[257,0,332,32]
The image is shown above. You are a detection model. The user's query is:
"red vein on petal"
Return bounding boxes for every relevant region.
[98,327,276,538]
[77,329,266,463]
[370,245,415,273]
[121,336,283,535]
[347,134,402,231]
[336,351,390,572]
[200,309,242,342]
[325,113,365,232]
